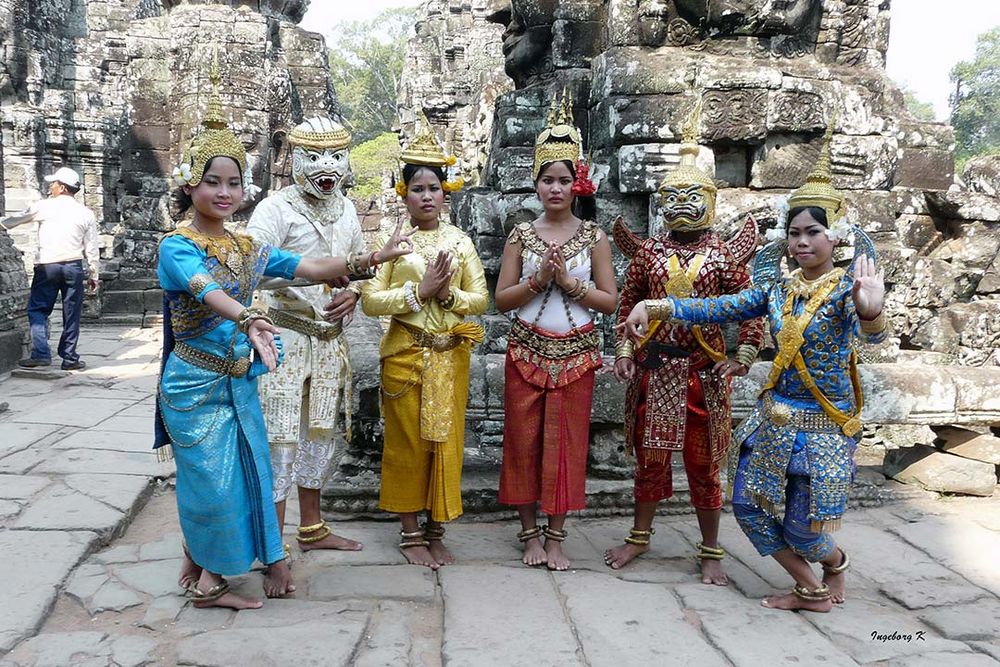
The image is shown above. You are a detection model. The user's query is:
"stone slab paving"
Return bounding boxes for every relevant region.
[0,327,168,656]
[1,325,999,666]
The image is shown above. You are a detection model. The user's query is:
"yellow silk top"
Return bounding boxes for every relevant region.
[361,222,489,346]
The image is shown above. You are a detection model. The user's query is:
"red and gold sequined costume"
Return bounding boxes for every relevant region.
[616,226,764,508]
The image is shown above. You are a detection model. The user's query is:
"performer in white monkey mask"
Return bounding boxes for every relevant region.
[248,116,371,565]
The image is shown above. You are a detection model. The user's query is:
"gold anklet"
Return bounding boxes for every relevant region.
[517,526,543,542]
[696,542,726,560]
[624,527,655,546]
[821,549,850,575]
[296,522,332,544]
[542,525,568,542]
[792,583,831,602]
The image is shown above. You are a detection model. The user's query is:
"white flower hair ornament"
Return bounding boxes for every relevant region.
[172,162,193,186]
[823,214,852,242]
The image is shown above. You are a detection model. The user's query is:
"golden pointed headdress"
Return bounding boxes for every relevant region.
[657,96,716,196]
[396,110,463,194]
[532,87,583,179]
[176,49,247,187]
[400,111,454,168]
[788,113,846,224]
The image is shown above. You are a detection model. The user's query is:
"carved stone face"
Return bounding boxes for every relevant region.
[657,183,715,232]
[484,0,557,87]
[292,146,350,200]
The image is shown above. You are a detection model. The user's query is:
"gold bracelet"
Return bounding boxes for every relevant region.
[735,344,758,369]
[645,299,673,321]
[440,287,457,311]
[237,307,272,334]
[859,310,886,334]
[615,339,635,360]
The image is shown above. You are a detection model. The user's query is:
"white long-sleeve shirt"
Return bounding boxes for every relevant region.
[1,195,100,279]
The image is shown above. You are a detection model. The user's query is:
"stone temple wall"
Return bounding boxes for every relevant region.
[397,0,512,186]
[0,0,339,326]
[315,0,1000,510]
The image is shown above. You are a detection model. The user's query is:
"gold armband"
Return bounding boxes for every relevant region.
[859,310,886,335]
[645,299,673,321]
[188,273,214,296]
[735,344,758,369]
[615,339,635,360]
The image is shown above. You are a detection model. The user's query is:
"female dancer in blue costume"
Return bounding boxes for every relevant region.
[622,123,887,612]
[155,68,411,610]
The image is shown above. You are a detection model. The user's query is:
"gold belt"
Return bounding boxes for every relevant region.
[509,318,599,360]
[268,308,343,341]
[400,322,463,352]
[173,341,251,378]
[762,392,841,433]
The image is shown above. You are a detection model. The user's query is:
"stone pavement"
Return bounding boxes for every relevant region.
[1,326,999,667]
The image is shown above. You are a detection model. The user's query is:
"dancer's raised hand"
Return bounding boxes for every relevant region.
[852,256,885,320]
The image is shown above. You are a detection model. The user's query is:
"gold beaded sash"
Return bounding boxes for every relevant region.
[173,341,251,378]
[268,307,343,341]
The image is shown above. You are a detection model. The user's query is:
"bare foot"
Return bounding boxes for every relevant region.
[428,539,454,566]
[178,552,202,590]
[299,532,364,552]
[823,570,847,604]
[544,539,570,571]
[823,549,848,603]
[193,591,262,610]
[604,542,648,570]
[761,591,832,613]
[700,558,729,586]
[522,537,547,567]
[263,560,296,598]
[400,545,439,570]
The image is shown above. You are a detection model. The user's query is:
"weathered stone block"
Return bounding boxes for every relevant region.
[895,214,938,249]
[701,88,767,142]
[767,87,827,133]
[926,191,1000,223]
[618,143,715,194]
[591,47,695,98]
[934,426,1000,465]
[551,20,603,69]
[751,133,897,190]
[895,147,954,190]
[883,444,996,496]
[589,94,690,149]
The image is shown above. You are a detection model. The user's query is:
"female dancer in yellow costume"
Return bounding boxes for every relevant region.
[362,113,488,569]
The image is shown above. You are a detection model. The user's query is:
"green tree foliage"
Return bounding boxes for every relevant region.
[328,7,416,144]
[899,85,936,122]
[950,27,1000,163]
[350,132,401,200]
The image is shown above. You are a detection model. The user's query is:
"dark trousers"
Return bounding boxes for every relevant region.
[27,260,84,363]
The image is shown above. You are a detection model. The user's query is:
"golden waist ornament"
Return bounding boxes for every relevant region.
[762,392,841,433]
[173,341,251,378]
[509,318,599,359]
[268,307,343,341]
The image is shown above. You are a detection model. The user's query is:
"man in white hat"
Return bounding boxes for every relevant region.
[1,166,100,370]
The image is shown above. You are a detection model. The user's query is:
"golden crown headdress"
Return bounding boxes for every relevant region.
[532,88,584,179]
[288,116,351,152]
[658,96,716,195]
[787,113,846,224]
[173,49,246,188]
[396,111,463,195]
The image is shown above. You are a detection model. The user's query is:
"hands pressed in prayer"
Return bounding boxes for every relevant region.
[418,250,455,301]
